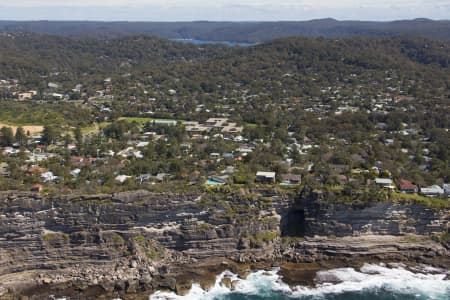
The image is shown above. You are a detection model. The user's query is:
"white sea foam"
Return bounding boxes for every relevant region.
[149,263,450,300]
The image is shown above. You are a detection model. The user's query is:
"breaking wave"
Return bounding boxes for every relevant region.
[149,263,450,300]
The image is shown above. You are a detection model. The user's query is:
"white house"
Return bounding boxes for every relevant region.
[41,171,57,182]
[256,171,276,183]
[115,175,132,183]
[420,185,444,197]
[443,184,450,196]
[375,178,395,189]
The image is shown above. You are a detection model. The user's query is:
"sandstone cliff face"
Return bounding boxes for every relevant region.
[0,189,448,298]
[284,189,449,238]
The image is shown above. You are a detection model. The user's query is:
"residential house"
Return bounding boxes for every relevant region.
[206,176,228,186]
[420,185,444,197]
[152,120,177,126]
[48,82,60,89]
[53,93,66,100]
[280,174,301,185]
[2,147,20,156]
[443,184,450,196]
[71,156,85,165]
[117,147,143,159]
[221,166,235,175]
[396,179,418,194]
[27,165,47,176]
[136,174,152,185]
[30,183,43,192]
[115,175,132,183]
[256,171,276,183]
[70,168,81,177]
[375,178,395,189]
[18,92,34,101]
[209,153,221,159]
[67,144,77,153]
[136,141,149,148]
[41,171,57,183]
[156,173,172,182]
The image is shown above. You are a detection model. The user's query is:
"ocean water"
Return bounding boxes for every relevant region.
[149,264,450,300]
[171,38,256,47]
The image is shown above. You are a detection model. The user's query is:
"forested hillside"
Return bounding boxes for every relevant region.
[0,19,449,42]
[0,34,448,84]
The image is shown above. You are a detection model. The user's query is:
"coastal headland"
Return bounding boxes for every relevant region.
[0,189,448,299]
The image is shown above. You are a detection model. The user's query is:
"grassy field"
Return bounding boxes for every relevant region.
[118,117,183,124]
[0,122,44,134]
[117,117,155,124]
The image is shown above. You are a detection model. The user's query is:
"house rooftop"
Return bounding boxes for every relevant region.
[256,171,276,178]
[375,178,393,185]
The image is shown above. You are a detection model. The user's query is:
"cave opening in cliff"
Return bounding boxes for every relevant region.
[281,209,306,237]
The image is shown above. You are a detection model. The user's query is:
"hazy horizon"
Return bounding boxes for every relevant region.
[0,0,449,22]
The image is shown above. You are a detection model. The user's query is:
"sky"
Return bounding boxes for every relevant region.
[0,0,449,21]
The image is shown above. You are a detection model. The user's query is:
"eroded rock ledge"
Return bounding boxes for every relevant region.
[0,190,448,299]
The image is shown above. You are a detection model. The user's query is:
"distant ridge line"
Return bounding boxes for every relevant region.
[0,19,449,42]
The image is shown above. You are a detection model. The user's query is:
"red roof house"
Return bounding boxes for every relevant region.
[396,179,418,194]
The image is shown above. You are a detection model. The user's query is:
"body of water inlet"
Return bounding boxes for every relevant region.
[171,39,256,46]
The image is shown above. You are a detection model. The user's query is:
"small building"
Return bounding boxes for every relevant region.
[221,166,235,175]
[206,176,227,186]
[396,179,418,194]
[67,144,77,152]
[256,171,276,183]
[375,178,395,190]
[420,185,444,197]
[443,184,450,196]
[280,174,301,185]
[71,156,85,164]
[41,171,57,182]
[18,92,34,101]
[30,183,43,192]
[156,173,172,182]
[136,141,149,148]
[70,168,81,177]
[136,174,152,184]
[375,178,393,185]
[223,153,234,159]
[48,82,60,89]
[152,120,177,126]
[209,152,221,159]
[115,175,132,183]
[27,165,47,176]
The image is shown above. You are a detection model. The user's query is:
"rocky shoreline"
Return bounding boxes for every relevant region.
[0,190,448,299]
[1,234,448,300]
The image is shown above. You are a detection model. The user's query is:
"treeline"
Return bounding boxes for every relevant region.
[1,19,449,42]
[0,34,448,80]
[0,34,230,79]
